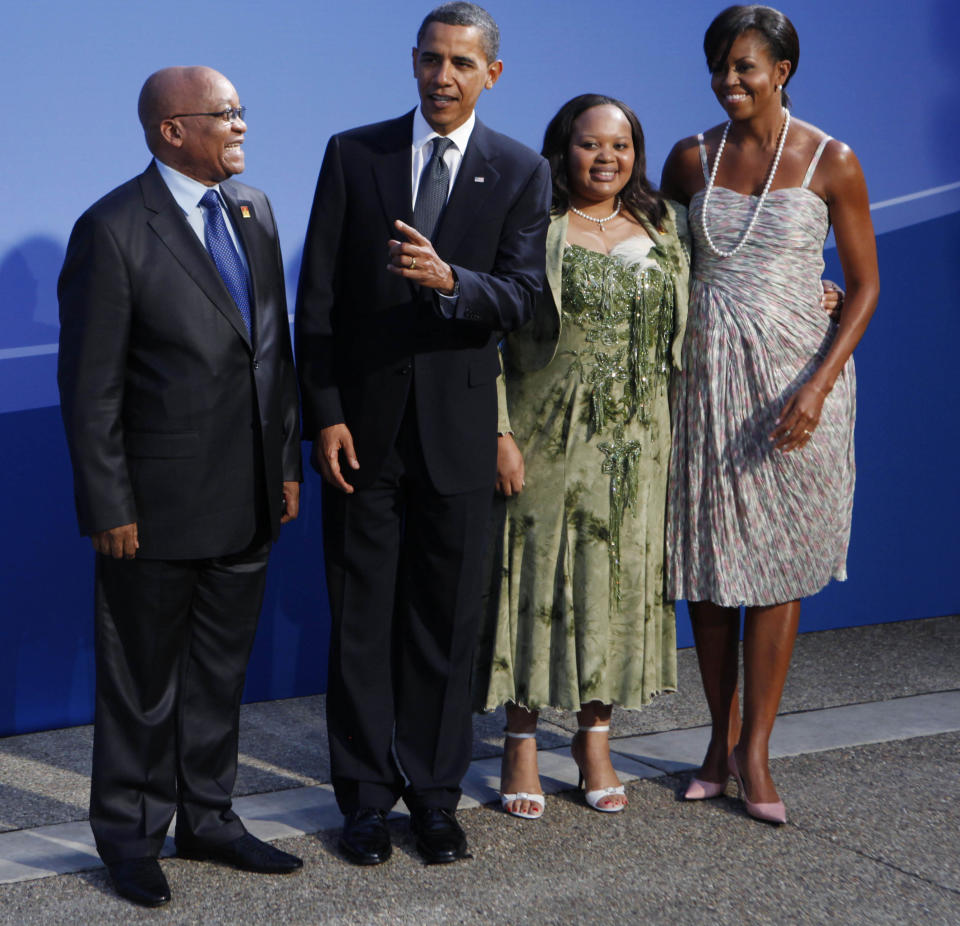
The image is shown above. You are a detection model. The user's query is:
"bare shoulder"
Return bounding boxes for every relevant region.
[816,137,865,194]
[662,128,721,201]
[791,119,858,171]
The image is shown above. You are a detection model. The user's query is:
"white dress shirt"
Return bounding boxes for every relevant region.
[411,107,475,208]
[410,108,475,311]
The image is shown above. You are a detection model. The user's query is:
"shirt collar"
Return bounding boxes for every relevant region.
[412,106,475,156]
[154,158,223,214]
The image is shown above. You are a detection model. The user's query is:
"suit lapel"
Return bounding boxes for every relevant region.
[372,112,415,233]
[435,119,500,257]
[222,184,265,342]
[139,163,252,350]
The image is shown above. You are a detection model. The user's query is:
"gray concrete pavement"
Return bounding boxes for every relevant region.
[0,616,957,924]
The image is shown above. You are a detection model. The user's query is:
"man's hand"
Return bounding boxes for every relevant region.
[387,220,456,293]
[312,424,359,494]
[91,523,139,559]
[495,433,525,497]
[280,481,301,523]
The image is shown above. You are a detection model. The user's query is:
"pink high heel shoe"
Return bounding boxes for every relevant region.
[683,775,728,800]
[728,751,786,825]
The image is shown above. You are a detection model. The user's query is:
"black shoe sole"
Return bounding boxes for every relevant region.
[113,889,170,908]
[413,840,469,865]
[176,846,302,873]
[338,837,392,866]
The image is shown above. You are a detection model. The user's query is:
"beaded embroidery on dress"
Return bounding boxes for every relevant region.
[476,236,679,712]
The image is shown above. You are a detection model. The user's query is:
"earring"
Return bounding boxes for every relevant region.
[776,84,782,91]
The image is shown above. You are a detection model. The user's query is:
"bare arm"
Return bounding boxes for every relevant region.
[771,142,879,451]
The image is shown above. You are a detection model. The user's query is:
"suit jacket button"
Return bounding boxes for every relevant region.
[253,360,260,370]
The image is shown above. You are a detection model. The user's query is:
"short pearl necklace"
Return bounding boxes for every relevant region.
[569,196,621,231]
[701,108,790,258]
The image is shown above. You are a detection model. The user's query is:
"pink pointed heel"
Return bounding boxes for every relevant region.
[728,751,786,825]
[683,775,728,800]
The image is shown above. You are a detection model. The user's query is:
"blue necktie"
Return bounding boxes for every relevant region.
[200,189,252,336]
[413,137,454,240]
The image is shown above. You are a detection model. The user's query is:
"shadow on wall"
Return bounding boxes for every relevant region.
[0,237,66,414]
[0,237,64,348]
[932,1,960,176]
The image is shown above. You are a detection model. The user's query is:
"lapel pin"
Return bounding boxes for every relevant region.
[240,205,252,219]
[473,176,485,183]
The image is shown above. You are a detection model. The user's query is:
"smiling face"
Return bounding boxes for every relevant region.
[157,68,246,185]
[566,104,635,207]
[412,22,502,135]
[710,29,791,120]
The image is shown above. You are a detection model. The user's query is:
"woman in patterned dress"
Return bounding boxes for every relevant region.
[473,95,690,817]
[663,5,879,823]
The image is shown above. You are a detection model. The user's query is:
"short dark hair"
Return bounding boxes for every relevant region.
[416,2,500,62]
[541,94,666,230]
[704,5,799,107]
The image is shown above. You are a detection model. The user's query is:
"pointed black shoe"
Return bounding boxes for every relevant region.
[176,832,303,873]
[106,857,171,907]
[339,808,393,865]
[410,807,469,864]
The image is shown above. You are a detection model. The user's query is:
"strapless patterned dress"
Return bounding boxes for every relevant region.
[667,181,856,606]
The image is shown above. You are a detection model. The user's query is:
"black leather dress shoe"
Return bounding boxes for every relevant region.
[176,832,303,873]
[106,857,171,907]
[339,808,392,865]
[410,807,469,864]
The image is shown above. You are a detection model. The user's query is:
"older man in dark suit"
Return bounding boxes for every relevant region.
[58,66,303,907]
[296,2,550,866]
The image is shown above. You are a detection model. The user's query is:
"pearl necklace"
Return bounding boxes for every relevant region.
[569,196,621,231]
[701,108,790,258]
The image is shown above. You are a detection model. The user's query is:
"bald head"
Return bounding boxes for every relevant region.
[139,67,227,151]
[138,66,246,184]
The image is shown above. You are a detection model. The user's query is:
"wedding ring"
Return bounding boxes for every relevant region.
[409,257,417,270]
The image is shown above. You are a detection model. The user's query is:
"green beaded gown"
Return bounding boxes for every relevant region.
[475,234,679,712]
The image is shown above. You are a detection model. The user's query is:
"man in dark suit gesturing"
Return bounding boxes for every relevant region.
[296,2,550,866]
[58,66,303,906]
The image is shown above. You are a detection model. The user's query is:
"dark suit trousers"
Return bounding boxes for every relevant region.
[90,542,269,863]
[323,401,493,814]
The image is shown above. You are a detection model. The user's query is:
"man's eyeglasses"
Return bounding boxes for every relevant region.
[169,106,247,124]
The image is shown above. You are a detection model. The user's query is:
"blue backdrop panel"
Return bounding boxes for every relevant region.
[1,0,957,734]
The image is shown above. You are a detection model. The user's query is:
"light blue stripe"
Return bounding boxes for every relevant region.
[2,181,958,367]
[0,343,58,360]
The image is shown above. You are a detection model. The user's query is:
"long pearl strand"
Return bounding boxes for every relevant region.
[569,196,621,231]
[701,108,790,259]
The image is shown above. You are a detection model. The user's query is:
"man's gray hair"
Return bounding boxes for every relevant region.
[416,2,500,62]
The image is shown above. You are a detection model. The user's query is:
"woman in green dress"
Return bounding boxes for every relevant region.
[473,95,690,817]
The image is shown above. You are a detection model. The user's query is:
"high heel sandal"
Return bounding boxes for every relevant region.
[572,725,627,813]
[499,732,545,820]
[728,750,786,825]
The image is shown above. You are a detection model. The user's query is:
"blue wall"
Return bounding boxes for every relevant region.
[1,0,957,734]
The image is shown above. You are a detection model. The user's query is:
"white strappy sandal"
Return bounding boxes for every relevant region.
[499,731,546,820]
[573,725,627,813]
